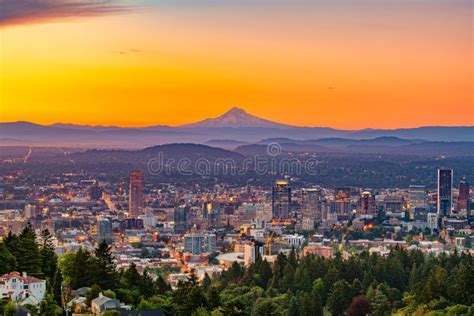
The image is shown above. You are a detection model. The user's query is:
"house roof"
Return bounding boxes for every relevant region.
[92,293,121,309]
[1,272,44,284]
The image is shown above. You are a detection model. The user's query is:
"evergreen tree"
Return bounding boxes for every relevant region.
[124,262,141,288]
[227,261,243,284]
[70,248,92,289]
[202,273,212,292]
[279,263,295,292]
[449,263,474,305]
[92,240,118,290]
[259,259,273,289]
[207,286,221,311]
[312,277,325,313]
[17,223,43,277]
[40,229,58,282]
[139,270,155,298]
[370,290,391,316]
[420,266,448,303]
[155,275,172,295]
[52,269,63,306]
[0,242,16,274]
[4,231,20,259]
[327,280,352,316]
[351,278,364,297]
[173,283,207,316]
[270,253,287,289]
[287,296,299,316]
[297,292,316,316]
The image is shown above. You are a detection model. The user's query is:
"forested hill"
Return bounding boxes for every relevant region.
[0,226,473,315]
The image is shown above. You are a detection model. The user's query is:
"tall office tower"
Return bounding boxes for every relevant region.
[409,185,427,211]
[174,205,190,234]
[97,217,113,244]
[457,177,470,212]
[330,187,351,220]
[357,191,376,217]
[302,188,322,220]
[129,170,144,217]
[437,169,453,217]
[272,180,291,220]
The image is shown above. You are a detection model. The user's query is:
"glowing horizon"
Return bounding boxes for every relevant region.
[1,0,472,129]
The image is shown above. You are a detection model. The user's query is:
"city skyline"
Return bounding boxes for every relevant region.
[1,0,472,129]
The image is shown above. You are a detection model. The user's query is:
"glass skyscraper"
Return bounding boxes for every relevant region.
[272,180,291,220]
[129,170,144,217]
[437,169,453,217]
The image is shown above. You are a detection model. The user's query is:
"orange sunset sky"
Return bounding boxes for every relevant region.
[0,0,472,129]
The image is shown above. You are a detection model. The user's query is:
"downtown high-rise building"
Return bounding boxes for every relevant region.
[174,205,190,234]
[330,187,352,220]
[97,217,113,244]
[184,233,217,255]
[457,177,470,212]
[301,188,322,220]
[129,170,144,217]
[356,191,376,217]
[272,180,291,220]
[437,169,453,217]
[408,185,427,211]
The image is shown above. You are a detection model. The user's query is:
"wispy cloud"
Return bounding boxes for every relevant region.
[0,0,133,27]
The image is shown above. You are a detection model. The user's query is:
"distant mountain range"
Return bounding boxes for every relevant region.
[234,137,474,156]
[1,107,473,148]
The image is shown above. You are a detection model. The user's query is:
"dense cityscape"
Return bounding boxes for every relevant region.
[0,154,472,315]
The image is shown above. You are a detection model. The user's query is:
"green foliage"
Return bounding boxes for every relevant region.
[327,280,352,315]
[172,281,208,316]
[287,296,299,316]
[59,247,93,289]
[2,227,473,316]
[101,311,120,316]
[207,286,221,311]
[103,289,117,299]
[0,241,16,274]
[251,294,288,316]
[5,223,43,277]
[57,252,76,286]
[40,229,58,282]
[52,268,63,305]
[86,284,103,305]
[193,306,211,316]
[93,240,118,290]
[3,301,18,316]
[370,290,391,316]
[39,294,62,316]
[137,295,173,313]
